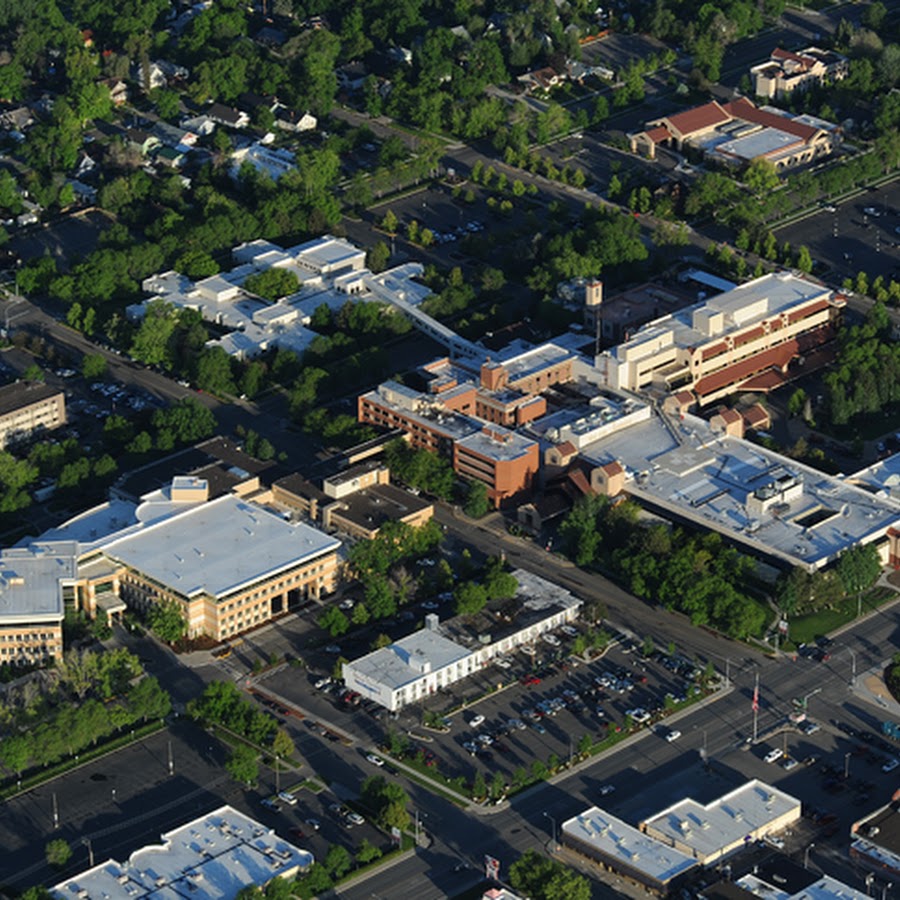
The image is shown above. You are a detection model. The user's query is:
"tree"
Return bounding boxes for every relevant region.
[837,544,882,600]
[130,300,178,369]
[195,346,237,395]
[324,844,353,878]
[356,837,382,864]
[744,158,780,195]
[226,744,258,786]
[367,241,391,273]
[82,353,107,379]
[147,601,187,644]
[454,581,488,617]
[318,605,350,637]
[23,363,44,382]
[381,209,398,234]
[272,728,294,760]
[463,480,491,518]
[510,849,591,900]
[795,245,813,274]
[46,838,72,868]
[127,676,171,722]
[361,775,411,831]
[244,269,300,302]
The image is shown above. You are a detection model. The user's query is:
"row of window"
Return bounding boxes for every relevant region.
[0,632,59,642]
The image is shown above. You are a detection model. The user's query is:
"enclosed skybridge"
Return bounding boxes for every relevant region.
[363,270,485,363]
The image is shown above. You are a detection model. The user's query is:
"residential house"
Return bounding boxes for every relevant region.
[337,61,369,92]
[274,107,317,133]
[517,66,564,93]
[100,78,129,107]
[208,102,250,129]
[125,128,161,157]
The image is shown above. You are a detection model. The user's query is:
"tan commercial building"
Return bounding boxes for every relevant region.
[641,780,801,866]
[630,97,839,171]
[0,543,76,668]
[596,272,844,405]
[0,382,66,448]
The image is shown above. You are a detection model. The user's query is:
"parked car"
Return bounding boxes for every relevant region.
[469,714,486,728]
[665,729,682,743]
[366,754,385,767]
[765,747,784,764]
[278,791,297,806]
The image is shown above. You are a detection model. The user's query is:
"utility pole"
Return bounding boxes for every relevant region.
[52,792,59,830]
[848,647,857,686]
[752,672,760,744]
[275,755,280,794]
[168,739,174,776]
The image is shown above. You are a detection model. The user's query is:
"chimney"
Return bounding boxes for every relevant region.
[585,280,603,308]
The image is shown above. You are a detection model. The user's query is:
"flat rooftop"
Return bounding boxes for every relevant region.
[563,807,698,884]
[441,568,581,650]
[456,427,538,463]
[610,272,833,359]
[52,804,312,899]
[0,381,61,417]
[0,543,77,624]
[642,780,801,861]
[344,626,471,691]
[853,800,900,854]
[99,494,340,600]
[736,873,870,900]
[498,342,576,384]
[577,410,900,571]
[332,484,432,530]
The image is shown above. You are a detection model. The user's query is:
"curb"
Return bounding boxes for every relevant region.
[327,847,417,898]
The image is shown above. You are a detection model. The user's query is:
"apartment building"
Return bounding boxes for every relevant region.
[751,47,848,100]
[0,382,66,448]
[596,272,844,404]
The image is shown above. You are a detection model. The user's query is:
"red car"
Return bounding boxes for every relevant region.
[520,674,541,686]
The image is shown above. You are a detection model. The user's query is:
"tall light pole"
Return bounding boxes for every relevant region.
[804,843,815,870]
[845,751,852,780]
[867,875,875,897]
[168,739,174,776]
[848,647,857,686]
[543,811,558,848]
[82,837,93,868]
[883,883,893,900]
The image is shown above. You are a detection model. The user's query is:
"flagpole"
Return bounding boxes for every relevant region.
[752,672,759,744]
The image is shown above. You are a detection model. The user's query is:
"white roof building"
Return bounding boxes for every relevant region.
[137,236,426,359]
[641,780,801,865]
[52,805,312,899]
[562,806,698,892]
[343,569,580,711]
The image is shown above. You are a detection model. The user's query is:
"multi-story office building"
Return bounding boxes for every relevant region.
[0,382,66,448]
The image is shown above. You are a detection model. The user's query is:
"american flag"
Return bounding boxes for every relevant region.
[485,855,500,880]
[752,683,759,712]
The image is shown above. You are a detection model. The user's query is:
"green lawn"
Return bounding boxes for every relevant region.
[787,587,896,647]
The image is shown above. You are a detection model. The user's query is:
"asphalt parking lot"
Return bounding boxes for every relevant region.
[776,183,900,284]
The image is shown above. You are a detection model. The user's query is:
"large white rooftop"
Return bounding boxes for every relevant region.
[642,780,800,861]
[577,409,900,571]
[562,807,698,884]
[737,873,870,900]
[344,625,471,691]
[52,805,312,899]
[98,494,340,600]
[0,543,78,624]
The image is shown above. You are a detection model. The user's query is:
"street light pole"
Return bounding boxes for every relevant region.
[542,811,558,848]
[848,647,857,686]
[883,883,893,900]
[845,751,852,780]
[82,837,93,868]
[804,843,815,870]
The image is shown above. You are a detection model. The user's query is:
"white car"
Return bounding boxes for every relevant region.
[598,784,615,796]
[541,633,561,647]
[864,206,881,216]
[665,730,681,743]
[781,757,799,771]
[764,747,784,764]
[278,791,297,806]
[560,624,578,637]
[366,754,385,767]
[627,708,650,724]
[338,598,355,610]
[495,657,512,669]
[469,714,485,728]
[883,757,900,773]
[346,811,365,826]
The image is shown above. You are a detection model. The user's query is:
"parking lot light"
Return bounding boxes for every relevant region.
[542,811,558,848]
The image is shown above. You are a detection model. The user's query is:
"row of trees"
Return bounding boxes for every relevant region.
[560,495,768,639]
[823,304,900,427]
[187,681,292,755]
[0,673,170,779]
